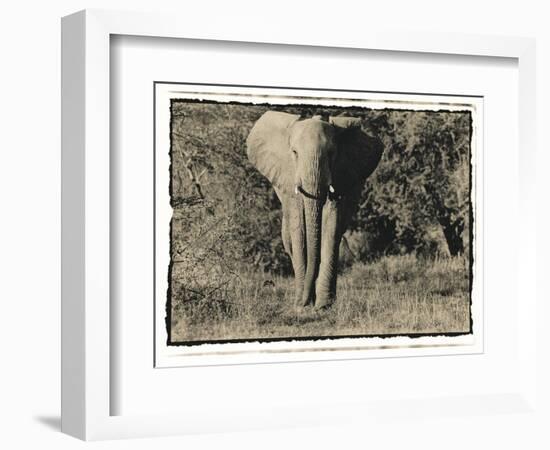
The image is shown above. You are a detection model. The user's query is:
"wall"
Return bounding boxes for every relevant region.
[0,1,547,448]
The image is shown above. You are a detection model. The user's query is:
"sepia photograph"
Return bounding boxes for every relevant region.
[154,85,480,356]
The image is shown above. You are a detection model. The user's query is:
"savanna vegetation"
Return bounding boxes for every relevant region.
[168,100,473,343]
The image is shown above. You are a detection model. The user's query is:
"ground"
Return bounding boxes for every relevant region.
[170,254,471,343]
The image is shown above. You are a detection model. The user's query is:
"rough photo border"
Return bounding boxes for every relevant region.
[153,82,482,366]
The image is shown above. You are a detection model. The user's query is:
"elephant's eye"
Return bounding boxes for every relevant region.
[291,149,298,158]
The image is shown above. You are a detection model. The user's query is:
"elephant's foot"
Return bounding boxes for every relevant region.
[295,286,316,308]
[294,296,314,308]
[293,291,317,313]
[314,294,335,310]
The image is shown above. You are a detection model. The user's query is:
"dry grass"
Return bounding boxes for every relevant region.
[170,254,471,343]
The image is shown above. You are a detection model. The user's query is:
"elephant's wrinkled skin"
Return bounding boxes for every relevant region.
[247,112,383,309]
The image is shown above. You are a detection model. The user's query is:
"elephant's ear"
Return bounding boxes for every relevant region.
[246,111,300,193]
[329,116,384,195]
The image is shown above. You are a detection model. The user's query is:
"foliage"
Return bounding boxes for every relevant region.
[353,109,472,257]
[170,102,292,275]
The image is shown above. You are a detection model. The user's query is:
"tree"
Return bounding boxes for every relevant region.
[353,109,471,257]
[170,101,293,275]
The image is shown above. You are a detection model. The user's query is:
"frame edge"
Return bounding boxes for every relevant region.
[61,10,87,441]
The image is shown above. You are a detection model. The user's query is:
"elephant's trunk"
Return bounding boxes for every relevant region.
[299,151,327,306]
[300,197,323,306]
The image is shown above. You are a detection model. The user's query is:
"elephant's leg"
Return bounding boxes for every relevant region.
[288,195,307,307]
[315,200,341,308]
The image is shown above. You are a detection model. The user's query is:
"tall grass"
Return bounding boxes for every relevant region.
[170,254,471,343]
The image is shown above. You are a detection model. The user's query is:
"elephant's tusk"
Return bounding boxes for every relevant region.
[294,185,299,195]
[329,185,335,193]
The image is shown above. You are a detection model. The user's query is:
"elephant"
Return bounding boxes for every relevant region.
[246,111,383,309]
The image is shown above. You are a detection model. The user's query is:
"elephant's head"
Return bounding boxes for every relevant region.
[247,111,383,306]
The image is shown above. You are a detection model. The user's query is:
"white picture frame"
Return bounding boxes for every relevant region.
[61,9,537,441]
